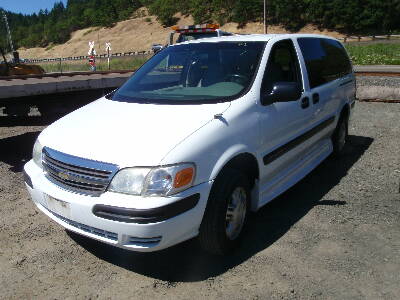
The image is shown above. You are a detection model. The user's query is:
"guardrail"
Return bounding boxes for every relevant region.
[339,34,400,42]
[1,69,399,81]
[26,50,153,64]
[0,69,133,80]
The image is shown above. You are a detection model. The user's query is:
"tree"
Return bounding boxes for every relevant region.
[0,0,399,49]
[148,0,179,26]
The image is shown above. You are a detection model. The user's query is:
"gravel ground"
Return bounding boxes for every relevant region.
[0,102,399,299]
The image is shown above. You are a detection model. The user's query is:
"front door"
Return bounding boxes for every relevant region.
[258,39,313,201]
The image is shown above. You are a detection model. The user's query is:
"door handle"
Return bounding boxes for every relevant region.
[301,97,310,109]
[312,93,320,104]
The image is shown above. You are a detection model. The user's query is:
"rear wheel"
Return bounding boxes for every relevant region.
[199,168,251,255]
[331,115,348,157]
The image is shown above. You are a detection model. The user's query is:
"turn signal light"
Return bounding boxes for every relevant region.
[173,167,194,188]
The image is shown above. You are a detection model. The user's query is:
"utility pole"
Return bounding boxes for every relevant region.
[264,0,268,34]
[105,42,111,70]
[2,10,15,53]
[2,10,19,63]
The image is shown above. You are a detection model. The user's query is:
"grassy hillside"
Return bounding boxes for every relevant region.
[2,2,398,66]
[1,0,399,53]
[35,41,400,74]
[17,10,346,59]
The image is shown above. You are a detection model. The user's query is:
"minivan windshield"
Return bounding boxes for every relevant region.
[108,42,265,104]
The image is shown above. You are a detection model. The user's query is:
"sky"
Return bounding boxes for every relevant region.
[0,0,67,15]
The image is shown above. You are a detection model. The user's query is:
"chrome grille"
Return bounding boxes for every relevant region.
[47,208,118,241]
[126,236,162,247]
[42,147,118,196]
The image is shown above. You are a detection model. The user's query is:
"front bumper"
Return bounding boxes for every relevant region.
[24,160,212,252]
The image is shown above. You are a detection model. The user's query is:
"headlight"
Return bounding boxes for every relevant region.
[108,163,195,197]
[108,168,149,195]
[32,139,43,168]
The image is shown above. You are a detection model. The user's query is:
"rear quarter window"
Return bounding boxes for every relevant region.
[298,38,352,89]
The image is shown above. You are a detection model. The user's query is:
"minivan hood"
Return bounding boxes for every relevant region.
[39,98,230,167]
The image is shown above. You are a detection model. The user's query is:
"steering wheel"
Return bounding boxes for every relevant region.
[224,73,249,85]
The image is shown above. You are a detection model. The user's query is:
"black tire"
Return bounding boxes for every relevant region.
[331,114,348,157]
[198,168,251,255]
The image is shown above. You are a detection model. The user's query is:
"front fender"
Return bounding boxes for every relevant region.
[209,144,255,180]
[159,98,260,187]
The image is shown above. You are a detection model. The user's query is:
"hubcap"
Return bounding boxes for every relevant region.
[225,187,247,240]
[338,121,346,151]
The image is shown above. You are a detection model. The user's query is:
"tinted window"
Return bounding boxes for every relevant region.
[298,38,352,88]
[177,32,218,43]
[109,42,265,104]
[261,39,302,94]
[221,32,233,36]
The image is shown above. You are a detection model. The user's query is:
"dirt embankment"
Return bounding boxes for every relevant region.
[18,8,345,59]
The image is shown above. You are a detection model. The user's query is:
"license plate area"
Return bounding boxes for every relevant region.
[43,194,71,219]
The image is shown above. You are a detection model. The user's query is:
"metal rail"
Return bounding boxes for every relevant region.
[26,51,152,64]
[355,71,400,77]
[0,69,134,80]
[358,99,400,103]
[1,69,399,81]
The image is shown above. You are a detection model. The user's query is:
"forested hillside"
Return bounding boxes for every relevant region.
[1,0,400,51]
[0,0,143,49]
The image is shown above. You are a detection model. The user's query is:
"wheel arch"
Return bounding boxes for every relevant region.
[339,103,350,121]
[209,145,260,210]
[210,146,259,183]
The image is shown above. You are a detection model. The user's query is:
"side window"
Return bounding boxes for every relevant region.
[261,39,302,94]
[298,38,352,89]
[321,39,352,78]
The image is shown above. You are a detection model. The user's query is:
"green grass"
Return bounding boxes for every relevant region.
[345,43,400,65]
[38,55,150,73]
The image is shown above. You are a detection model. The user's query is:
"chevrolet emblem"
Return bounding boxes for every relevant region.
[58,172,69,180]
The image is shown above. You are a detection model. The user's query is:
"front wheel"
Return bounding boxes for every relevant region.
[198,168,251,255]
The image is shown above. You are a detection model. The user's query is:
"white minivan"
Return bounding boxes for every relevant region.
[24,34,356,255]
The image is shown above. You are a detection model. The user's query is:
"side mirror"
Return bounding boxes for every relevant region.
[261,82,302,106]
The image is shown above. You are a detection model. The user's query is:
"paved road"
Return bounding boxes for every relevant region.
[0,101,399,299]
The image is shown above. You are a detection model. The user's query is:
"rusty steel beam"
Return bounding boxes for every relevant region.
[1,70,399,81]
[0,69,134,80]
[355,72,400,77]
[358,98,400,103]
